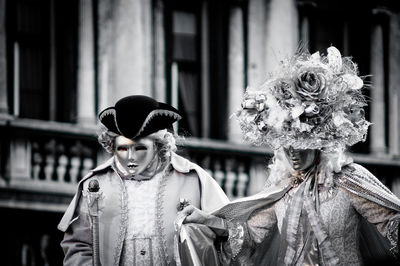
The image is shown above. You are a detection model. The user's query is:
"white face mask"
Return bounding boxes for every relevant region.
[114,136,156,177]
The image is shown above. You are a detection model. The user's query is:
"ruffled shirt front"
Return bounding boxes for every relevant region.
[120,172,164,266]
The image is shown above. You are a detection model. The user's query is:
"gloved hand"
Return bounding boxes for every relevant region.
[180,205,228,237]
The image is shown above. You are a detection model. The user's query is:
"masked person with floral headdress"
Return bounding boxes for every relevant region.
[57,95,228,266]
[177,47,400,265]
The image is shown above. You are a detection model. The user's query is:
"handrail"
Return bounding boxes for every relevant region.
[3,117,98,137]
[2,118,400,166]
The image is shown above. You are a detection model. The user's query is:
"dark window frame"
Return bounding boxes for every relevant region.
[6,0,79,123]
[165,0,203,137]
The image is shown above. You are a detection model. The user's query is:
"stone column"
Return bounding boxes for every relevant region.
[297,0,316,50]
[77,0,96,124]
[300,15,309,48]
[264,0,299,73]
[370,9,387,155]
[97,0,112,111]
[153,0,166,102]
[110,0,153,102]
[389,12,400,156]
[0,0,8,115]
[389,11,400,197]
[49,0,57,120]
[201,1,210,138]
[228,6,245,143]
[247,0,267,87]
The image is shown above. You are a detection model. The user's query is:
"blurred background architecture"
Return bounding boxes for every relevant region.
[1,0,400,264]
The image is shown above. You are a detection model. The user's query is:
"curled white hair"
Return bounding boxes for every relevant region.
[146,129,177,164]
[98,126,118,153]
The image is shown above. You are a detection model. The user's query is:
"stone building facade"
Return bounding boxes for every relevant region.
[0,0,400,264]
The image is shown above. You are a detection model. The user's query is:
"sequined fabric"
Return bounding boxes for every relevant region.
[220,164,400,265]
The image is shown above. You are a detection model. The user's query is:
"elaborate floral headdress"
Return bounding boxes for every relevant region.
[236,46,370,152]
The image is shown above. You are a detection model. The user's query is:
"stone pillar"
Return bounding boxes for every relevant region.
[297,0,316,51]
[153,0,166,102]
[228,6,245,143]
[110,0,153,102]
[49,0,57,120]
[201,1,210,138]
[77,0,96,124]
[264,0,299,73]
[389,12,400,156]
[342,22,350,55]
[247,0,267,87]
[300,15,309,48]
[98,52,110,111]
[370,9,387,155]
[97,0,113,111]
[0,0,8,115]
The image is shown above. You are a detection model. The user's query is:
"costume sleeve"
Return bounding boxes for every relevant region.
[346,189,400,257]
[60,194,93,266]
[220,205,277,265]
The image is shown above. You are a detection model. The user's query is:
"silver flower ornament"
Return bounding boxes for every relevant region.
[295,71,327,101]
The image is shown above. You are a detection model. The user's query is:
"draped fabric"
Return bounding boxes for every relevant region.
[176,163,400,265]
[278,166,339,265]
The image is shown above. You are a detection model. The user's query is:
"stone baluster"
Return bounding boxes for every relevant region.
[32,153,42,180]
[248,160,267,195]
[236,163,249,198]
[69,157,81,184]
[21,243,35,266]
[213,160,225,189]
[57,155,68,182]
[201,156,213,177]
[43,139,56,181]
[81,158,94,181]
[40,234,50,266]
[44,155,55,181]
[225,160,237,199]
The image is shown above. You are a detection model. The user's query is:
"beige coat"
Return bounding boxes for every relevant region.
[58,152,228,266]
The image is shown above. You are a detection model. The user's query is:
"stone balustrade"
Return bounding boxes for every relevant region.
[179,137,272,199]
[1,119,99,199]
[2,119,400,209]
[0,119,272,204]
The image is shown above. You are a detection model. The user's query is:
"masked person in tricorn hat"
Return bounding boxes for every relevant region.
[57,95,228,265]
[177,47,400,265]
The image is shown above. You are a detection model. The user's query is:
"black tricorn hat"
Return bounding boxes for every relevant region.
[99,95,182,139]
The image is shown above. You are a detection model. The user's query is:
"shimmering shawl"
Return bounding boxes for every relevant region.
[176,163,400,265]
